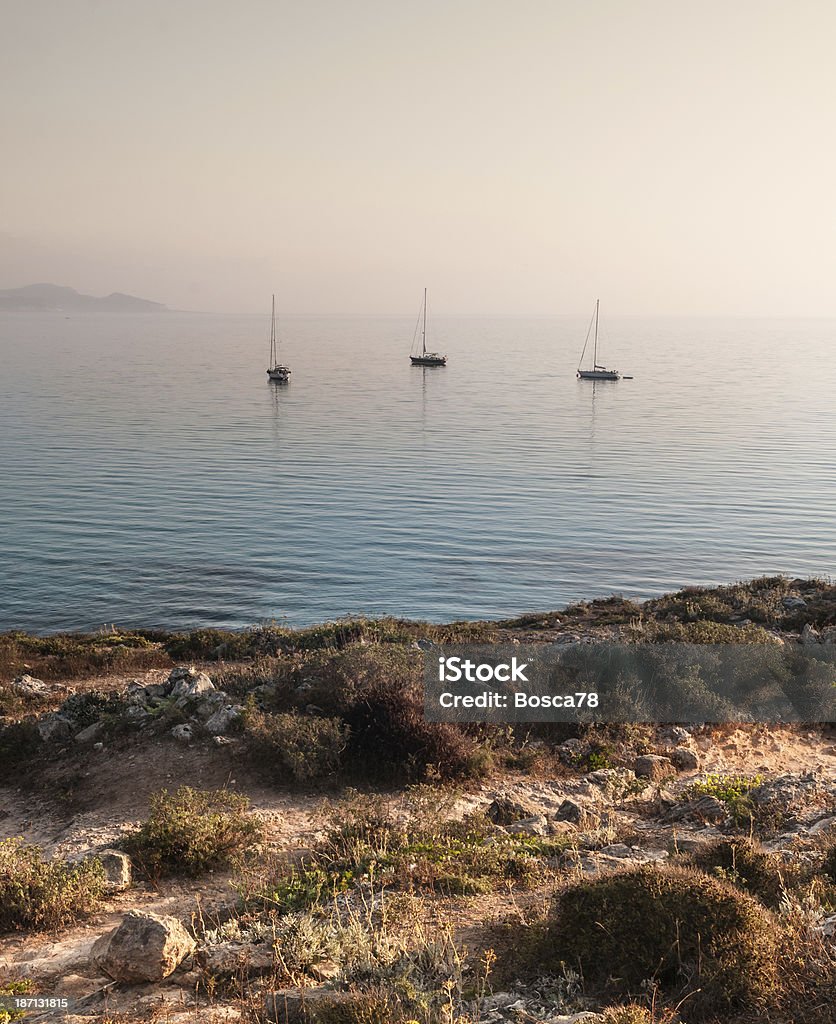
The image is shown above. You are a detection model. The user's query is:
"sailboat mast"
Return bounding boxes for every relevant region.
[270,293,276,366]
[422,288,427,355]
[593,298,599,369]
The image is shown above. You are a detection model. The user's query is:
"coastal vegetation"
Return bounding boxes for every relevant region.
[121,787,263,879]
[0,839,105,933]
[0,576,834,1022]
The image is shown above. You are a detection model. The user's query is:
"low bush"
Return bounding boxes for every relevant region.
[339,675,487,782]
[240,644,487,784]
[598,1008,673,1024]
[0,721,41,774]
[688,773,763,826]
[0,838,105,933]
[0,980,33,1023]
[546,865,779,1019]
[688,837,794,908]
[307,991,395,1024]
[122,786,263,878]
[245,709,348,783]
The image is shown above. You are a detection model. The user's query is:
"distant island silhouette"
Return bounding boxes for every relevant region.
[0,283,167,312]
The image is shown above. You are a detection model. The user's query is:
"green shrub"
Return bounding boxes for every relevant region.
[688,773,763,825]
[123,787,263,878]
[309,991,396,1024]
[547,865,779,1019]
[0,838,105,933]
[598,1008,680,1024]
[244,709,348,783]
[688,837,793,908]
[0,980,33,1022]
[598,1008,655,1024]
[59,690,125,727]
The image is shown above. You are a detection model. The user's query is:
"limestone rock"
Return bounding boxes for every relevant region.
[661,725,692,745]
[487,794,537,825]
[95,849,132,890]
[505,814,549,836]
[91,910,196,982]
[664,794,728,825]
[188,691,225,718]
[75,721,104,744]
[556,738,586,765]
[171,723,194,743]
[554,798,600,828]
[205,704,242,736]
[750,773,821,812]
[37,713,73,742]
[170,670,215,699]
[12,674,53,697]
[124,704,151,724]
[635,754,675,781]
[670,747,699,771]
[195,940,274,979]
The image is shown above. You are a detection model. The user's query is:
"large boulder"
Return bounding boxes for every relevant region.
[505,814,549,836]
[487,794,537,825]
[170,668,215,699]
[670,747,699,771]
[635,754,675,781]
[749,773,822,813]
[37,713,73,742]
[91,911,195,982]
[75,721,105,744]
[204,704,243,736]
[12,675,53,697]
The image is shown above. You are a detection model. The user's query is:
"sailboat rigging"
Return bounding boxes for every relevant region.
[266,294,291,382]
[409,289,447,366]
[577,299,621,381]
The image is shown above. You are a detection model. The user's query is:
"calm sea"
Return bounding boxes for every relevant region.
[1,312,834,633]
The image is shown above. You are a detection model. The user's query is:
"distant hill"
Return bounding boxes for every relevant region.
[0,283,167,312]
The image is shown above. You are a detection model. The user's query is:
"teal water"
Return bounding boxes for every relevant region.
[1,312,834,632]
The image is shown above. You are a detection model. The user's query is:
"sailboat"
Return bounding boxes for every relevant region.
[266,294,291,382]
[577,299,621,380]
[409,288,447,366]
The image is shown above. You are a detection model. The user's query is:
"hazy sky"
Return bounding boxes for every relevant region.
[2,0,835,314]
